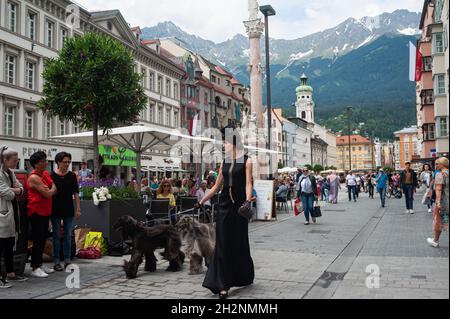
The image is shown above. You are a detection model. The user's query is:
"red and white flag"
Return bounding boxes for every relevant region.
[188,113,198,136]
[409,41,422,82]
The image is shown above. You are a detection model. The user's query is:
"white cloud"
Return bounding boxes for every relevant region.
[74,0,423,42]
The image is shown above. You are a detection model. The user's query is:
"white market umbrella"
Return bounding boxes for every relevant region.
[51,123,207,193]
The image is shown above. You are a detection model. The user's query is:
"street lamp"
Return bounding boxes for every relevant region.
[346,106,353,171]
[260,4,276,180]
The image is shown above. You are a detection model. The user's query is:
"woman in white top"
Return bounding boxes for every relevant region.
[420,163,434,213]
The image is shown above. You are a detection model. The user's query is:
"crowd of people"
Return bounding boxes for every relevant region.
[272,160,449,248]
[0,145,222,289]
[1,148,81,288]
[0,142,448,294]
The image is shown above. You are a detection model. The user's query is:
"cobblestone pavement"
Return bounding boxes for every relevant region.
[1,188,448,299]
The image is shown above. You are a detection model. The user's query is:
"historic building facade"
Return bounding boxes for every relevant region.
[0,1,185,174]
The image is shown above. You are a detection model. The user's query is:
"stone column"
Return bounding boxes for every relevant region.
[244,19,265,179]
[244,19,264,129]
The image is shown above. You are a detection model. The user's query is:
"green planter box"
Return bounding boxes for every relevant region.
[76,199,146,243]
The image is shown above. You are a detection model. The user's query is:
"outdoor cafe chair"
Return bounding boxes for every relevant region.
[178,196,200,220]
[146,199,171,225]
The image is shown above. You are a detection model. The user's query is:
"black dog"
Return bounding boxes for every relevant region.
[113,215,185,279]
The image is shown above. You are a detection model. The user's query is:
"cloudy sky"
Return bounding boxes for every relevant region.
[75,0,422,43]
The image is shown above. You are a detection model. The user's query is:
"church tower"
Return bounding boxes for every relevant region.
[295,73,315,123]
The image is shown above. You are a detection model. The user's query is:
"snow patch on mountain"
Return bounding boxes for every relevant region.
[276,49,314,77]
[289,49,314,62]
[357,35,375,48]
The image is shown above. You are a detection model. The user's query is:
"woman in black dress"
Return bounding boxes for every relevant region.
[199,127,255,299]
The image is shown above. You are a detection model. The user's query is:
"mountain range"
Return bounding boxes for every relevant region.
[141,9,421,140]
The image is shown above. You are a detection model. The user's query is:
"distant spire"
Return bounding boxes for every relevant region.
[300,72,308,86]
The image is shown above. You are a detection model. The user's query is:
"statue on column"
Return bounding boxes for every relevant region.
[248,0,260,20]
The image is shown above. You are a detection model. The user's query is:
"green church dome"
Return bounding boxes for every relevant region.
[296,73,313,94]
[296,85,313,93]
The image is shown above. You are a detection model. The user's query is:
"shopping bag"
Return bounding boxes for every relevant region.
[294,198,303,216]
[311,202,322,218]
[421,192,431,205]
[84,231,108,256]
[74,226,92,254]
[77,247,102,259]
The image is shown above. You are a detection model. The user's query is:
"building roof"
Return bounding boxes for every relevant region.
[215,66,233,78]
[231,77,242,86]
[336,135,371,146]
[131,26,142,34]
[394,126,418,136]
[141,39,159,45]
[90,9,121,19]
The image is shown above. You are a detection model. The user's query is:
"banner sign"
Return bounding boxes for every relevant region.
[98,145,137,167]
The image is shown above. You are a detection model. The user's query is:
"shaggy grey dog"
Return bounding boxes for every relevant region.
[113,215,185,279]
[176,216,215,275]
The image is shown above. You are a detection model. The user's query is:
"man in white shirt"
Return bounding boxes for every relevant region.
[346,171,357,202]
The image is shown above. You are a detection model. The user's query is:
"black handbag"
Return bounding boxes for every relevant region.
[311,202,322,218]
[238,201,254,221]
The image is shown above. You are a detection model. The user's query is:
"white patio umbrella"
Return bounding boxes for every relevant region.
[50,123,207,193]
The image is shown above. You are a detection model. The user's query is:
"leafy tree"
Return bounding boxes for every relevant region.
[313,164,324,173]
[305,164,313,171]
[38,32,147,178]
[383,166,395,173]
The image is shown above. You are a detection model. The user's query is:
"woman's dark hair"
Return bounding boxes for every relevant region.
[29,151,47,169]
[55,152,72,166]
[220,124,242,148]
[422,163,431,171]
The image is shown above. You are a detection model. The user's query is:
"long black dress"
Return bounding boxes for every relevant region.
[202,155,255,294]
